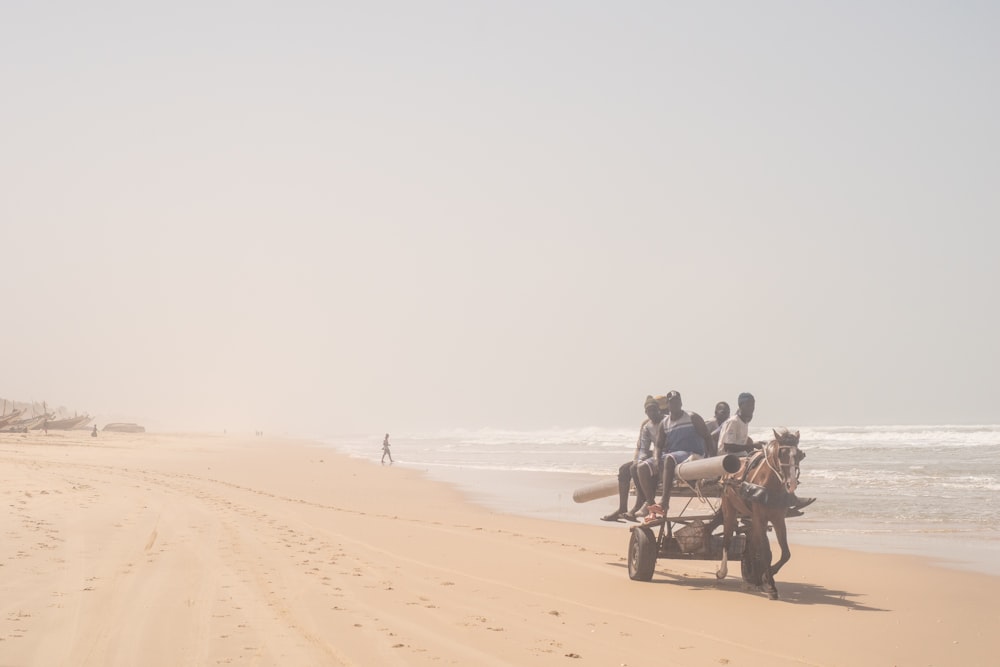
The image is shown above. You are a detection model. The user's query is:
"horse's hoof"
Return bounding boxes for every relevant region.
[715,570,726,580]
[768,591,779,601]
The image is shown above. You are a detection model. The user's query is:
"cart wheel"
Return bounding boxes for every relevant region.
[628,526,657,581]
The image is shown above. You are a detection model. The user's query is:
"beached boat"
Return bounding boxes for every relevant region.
[0,399,24,428]
[1,415,50,433]
[35,414,93,430]
[0,409,24,429]
[102,422,145,433]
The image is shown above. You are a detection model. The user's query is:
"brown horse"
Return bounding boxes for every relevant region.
[715,428,804,600]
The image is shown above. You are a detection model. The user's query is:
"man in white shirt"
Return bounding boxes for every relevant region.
[716,393,815,512]
[717,393,756,456]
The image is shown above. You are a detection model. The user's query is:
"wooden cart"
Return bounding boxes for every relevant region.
[626,480,751,582]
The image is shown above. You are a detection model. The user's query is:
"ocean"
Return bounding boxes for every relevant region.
[317,424,1000,575]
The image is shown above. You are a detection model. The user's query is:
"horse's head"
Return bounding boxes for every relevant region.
[768,428,803,490]
[772,428,804,461]
[772,428,800,447]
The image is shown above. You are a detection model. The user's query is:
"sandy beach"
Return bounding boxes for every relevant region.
[1,431,996,666]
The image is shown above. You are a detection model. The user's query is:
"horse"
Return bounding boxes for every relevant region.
[715,428,804,600]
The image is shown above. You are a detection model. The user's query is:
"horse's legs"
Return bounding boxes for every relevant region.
[703,508,723,534]
[751,509,786,600]
[749,504,772,590]
[769,513,791,578]
[716,498,735,580]
[762,560,777,599]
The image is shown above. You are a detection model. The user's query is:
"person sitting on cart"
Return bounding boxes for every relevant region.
[717,392,757,455]
[601,394,666,522]
[636,390,712,522]
[717,392,816,512]
[704,401,730,457]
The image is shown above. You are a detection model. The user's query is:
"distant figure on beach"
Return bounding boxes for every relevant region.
[601,395,666,522]
[381,433,393,464]
[703,401,730,457]
[91,425,98,437]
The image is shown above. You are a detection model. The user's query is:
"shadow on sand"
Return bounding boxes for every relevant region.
[608,563,889,612]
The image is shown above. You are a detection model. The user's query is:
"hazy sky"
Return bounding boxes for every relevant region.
[2,2,997,433]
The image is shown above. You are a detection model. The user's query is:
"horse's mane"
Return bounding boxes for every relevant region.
[771,428,800,446]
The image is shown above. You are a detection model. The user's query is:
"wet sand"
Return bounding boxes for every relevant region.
[1,430,996,666]
[403,463,1000,576]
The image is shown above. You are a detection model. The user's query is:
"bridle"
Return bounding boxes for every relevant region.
[764,440,801,494]
[731,435,803,498]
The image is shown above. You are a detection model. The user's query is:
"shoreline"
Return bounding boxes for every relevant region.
[313,425,1000,579]
[356,456,1000,577]
[2,430,996,666]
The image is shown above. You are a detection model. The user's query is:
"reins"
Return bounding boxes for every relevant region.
[722,434,803,506]
[743,440,799,492]
[763,441,800,493]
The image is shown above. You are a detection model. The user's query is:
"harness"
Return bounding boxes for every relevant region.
[732,441,801,506]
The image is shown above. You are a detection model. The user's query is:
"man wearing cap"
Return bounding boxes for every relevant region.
[637,390,713,520]
[601,395,666,522]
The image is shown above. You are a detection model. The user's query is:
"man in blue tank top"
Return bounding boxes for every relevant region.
[636,390,713,520]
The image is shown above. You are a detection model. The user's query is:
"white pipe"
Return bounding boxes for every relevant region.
[572,454,741,503]
[572,478,619,503]
[676,454,741,481]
